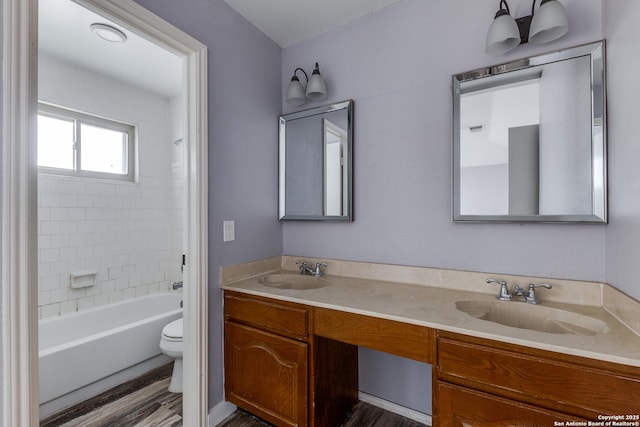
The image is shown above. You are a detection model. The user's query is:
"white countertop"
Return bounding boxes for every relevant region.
[223,268,640,369]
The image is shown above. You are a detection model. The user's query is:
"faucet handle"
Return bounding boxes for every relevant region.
[525,283,552,305]
[486,278,512,301]
[312,262,328,277]
[530,283,552,290]
[295,260,309,274]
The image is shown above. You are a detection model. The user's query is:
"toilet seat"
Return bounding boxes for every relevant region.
[162,318,183,341]
[160,318,183,360]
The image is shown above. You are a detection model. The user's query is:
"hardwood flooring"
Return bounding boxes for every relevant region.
[218,402,429,427]
[40,364,182,427]
[41,363,426,427]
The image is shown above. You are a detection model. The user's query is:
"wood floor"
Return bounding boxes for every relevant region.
[41,363,426,427]
[40,364,182,427]
[218,402,428,427]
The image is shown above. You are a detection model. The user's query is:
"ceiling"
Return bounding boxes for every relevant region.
[224,0,405,47]
[39,0,183,98]
[39,0,404,97]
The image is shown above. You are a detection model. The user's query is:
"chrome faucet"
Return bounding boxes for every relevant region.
[486,278,512,301]
[296,260,328,277]
[296,260,313,275]
[312,262,327,277]
[172,281,183,290]
[514,283,552,305]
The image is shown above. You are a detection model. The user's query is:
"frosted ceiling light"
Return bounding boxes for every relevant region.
[90,23,128,43]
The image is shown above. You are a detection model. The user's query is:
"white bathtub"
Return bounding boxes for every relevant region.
[38,293,182,406]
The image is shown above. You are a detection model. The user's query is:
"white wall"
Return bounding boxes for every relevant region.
[37,54,183,318]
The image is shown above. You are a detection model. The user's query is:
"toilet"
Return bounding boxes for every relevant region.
[160,318,183,393]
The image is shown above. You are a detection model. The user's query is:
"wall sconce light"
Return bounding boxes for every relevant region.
[286,63,327,106]
[485,0,569,55]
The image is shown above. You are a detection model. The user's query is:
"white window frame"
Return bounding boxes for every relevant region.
[38,103,137,181]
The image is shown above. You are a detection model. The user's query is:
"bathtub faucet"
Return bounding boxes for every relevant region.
[172,281,183,290]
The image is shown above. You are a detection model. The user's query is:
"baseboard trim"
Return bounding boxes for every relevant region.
[208,401,237,426]
[358,392,432,426]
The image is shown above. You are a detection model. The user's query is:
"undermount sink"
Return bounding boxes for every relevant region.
[456,300,611,336]
[259,274,329,290]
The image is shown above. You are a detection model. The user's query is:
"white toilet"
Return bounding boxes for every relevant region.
[160,318,183,393]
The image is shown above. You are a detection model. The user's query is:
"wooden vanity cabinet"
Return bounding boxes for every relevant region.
[224,290,640,427]
[224,292,311,427]
[436,331,640,424]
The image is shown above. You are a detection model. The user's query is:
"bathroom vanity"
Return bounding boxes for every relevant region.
[222,257,640,426]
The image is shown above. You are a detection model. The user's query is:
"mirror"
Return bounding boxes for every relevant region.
[452,41,606,223]
[279,100,354,221]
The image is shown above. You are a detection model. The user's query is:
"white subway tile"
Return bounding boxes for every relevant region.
[38,291,51,306]
[59,247,78,262]
[40,221,61,235]
[38,263,51,278]
[38,235,52,249]
[135,285,149,297]
[77,296,95,311]
[50,234,70,249]
[50,287,70,304]
[60,300,78,315]
[40,276,60,291]
[50,261,69,276]
[41,304,61,319]
[94,293,109,307]
[68,287,87,300]
[109,291,123,303]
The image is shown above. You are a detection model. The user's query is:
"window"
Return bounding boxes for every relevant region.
[38,104,136,181]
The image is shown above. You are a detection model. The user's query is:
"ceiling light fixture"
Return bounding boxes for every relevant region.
[286,63,327,106]
[90,23,128,43]
[485,0,568,55]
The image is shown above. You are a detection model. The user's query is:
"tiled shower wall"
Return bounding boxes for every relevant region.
[37,54,183,318]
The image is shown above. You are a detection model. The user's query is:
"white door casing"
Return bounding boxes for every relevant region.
[2,0,209,425]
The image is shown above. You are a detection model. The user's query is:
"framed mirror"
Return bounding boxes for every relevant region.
[452,41,606,223]
[279,100,354,221]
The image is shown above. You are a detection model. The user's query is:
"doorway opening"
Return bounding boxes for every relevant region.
[2,0,209,425]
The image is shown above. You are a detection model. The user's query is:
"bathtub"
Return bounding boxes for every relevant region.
[39,293,182,406]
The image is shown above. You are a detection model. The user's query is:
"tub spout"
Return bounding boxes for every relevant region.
[172,281,183,290]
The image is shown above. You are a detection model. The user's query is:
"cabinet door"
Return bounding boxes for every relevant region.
[225,321,308,427]
[437,382,583,427]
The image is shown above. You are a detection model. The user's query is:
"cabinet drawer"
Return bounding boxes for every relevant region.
[436,382,582,426]
[224,292,309,340]
[314,307,434,363]
[438,335,640,418]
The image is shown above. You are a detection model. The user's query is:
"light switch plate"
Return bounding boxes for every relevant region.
[223,220,235,242]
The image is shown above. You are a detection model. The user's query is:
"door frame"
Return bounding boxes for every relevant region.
[2,0,209,425]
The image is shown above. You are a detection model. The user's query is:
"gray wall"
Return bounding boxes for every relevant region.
[282,0,606,415]
[282,0,605,282]
[603,2,640,305]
